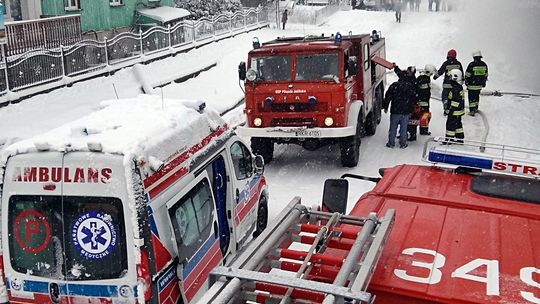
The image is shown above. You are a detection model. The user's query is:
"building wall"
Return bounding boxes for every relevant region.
[42,0,176,33]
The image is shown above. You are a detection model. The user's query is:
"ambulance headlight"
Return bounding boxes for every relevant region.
[246,69,257,81]
[253,117,262,127]
[324,117,334,126]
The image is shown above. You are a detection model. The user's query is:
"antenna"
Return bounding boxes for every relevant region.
[112,83,119,99]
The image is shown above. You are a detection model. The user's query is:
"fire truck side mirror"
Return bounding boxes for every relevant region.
[254,155,265,174]
[322,179,349,214]
[238,61,247,81]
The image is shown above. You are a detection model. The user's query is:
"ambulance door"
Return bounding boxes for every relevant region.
[227,140,259,244]
[167,172,222,303]
[2,152,69,304]
[210,155,231,256]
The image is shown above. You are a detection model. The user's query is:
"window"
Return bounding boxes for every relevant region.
[65,0,80,11]
[230,142,253,180]
[169,179,215,262]
[363,43,370,71]
[110,0,123,6]
[470,174,540,205]
[8,195,127,280]
[250,55,291,82]
[295,53,339,81]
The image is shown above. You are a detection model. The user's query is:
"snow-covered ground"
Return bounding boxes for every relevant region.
[1,0,539,221]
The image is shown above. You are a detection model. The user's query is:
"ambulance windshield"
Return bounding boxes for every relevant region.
[8,195,128,280]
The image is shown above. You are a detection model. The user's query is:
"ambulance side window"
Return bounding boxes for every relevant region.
[169,178,215,262]
[230,141,253,180]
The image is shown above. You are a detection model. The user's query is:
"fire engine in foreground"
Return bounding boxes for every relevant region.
[199,137,540,303]
[237,31,388,167]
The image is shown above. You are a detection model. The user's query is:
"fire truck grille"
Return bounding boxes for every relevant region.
[272,118,315,127]
[270,103,314,112]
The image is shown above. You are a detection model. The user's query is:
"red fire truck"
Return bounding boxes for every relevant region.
[237,31,388,167]
[198,137,540,303]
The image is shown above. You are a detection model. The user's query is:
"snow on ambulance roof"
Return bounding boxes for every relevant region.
[1,94,228,163]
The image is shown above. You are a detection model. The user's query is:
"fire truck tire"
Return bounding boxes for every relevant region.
[340,116,363,167]
[365,111,377,136]
[375,86,383,124]
[253,195,268,238]
[251,137,274,164]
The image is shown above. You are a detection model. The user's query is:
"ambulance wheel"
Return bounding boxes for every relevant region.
[365,111,377,136]
[253,195,268,238]
[251,137,274,164]
[340,115,363,167]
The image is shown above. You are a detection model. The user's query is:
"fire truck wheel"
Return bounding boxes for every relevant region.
[340,116,363,167]
[251,137,274,164]
[375,86,383,124]
[365,111,377,136]
[253,195,268,238]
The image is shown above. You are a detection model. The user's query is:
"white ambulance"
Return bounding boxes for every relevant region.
[0,95,268,304]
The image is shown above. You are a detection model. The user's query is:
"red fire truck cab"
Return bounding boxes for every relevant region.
[237,31,387,167]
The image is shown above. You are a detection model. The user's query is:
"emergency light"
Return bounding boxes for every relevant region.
[334,32,342,44]
[423,137,540,179]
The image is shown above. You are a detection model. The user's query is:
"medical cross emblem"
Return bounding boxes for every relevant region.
[72,211,117,260]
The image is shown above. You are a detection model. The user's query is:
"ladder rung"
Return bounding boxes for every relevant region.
[278,248,343,267]
[271,260,339,282]
[293,234,354,251]
[254,282,325,302]
[299,224,359,239]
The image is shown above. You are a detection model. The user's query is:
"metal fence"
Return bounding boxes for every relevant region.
[0,7,268,102]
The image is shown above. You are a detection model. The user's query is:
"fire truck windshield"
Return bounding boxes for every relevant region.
[250,55,291,81]
[295,53,339,81]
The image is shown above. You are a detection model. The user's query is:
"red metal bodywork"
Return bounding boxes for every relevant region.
[349,165,540,303]
[244,34,386,130]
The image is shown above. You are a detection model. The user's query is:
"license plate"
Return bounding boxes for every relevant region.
[295,130,321,137]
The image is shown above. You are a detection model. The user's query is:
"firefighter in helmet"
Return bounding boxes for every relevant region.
[434,49,463,115]
[445,69,465,143]
[464,50,488,116]
[417,64,437,135]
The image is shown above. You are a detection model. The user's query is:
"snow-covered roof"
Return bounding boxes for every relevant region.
[137,6,191,23]
[1,95,227,162]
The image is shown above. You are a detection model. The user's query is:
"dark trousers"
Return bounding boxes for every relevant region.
[468,89,481,112]
[395,11,401,22]
[446,114,464,141]
[282,22,286,30]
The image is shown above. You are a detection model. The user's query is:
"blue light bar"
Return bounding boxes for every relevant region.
[428,151,493,169]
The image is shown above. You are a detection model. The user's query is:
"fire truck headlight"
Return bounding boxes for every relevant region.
[324,117,334,126]
[253,117,262,127]
[246,69,257,81]
[308,96,317,106]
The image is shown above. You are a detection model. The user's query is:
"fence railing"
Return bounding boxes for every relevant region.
[5,15,82,57]
[0,7,268,103]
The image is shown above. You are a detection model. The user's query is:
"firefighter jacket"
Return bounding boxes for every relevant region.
[465,58,488,90]
[383,78,417,115]
[416,73,431,108]
[435,58,463,89]
[447,82,465,116]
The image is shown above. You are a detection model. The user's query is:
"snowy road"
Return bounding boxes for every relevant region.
[1,0,539,221]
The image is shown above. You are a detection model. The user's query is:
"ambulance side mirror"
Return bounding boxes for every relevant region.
[254,155,265,175]
[238,61,247,81]
[321,179,348,214]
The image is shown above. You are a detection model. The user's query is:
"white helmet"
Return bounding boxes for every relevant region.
[448,69,463,83]
[424,64,436,76]
[472,50,482,58]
